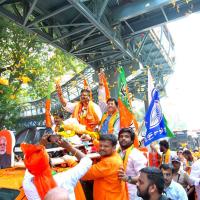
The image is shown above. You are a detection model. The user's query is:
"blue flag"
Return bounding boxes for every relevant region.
[144,89,168,146]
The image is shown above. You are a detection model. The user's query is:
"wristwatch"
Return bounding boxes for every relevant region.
[127,176,132,183]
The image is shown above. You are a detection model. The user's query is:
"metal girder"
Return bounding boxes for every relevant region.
[0,0,7,4]
[112,0,175,23]
[67,0,135,60]
[51,25,93,43]
[87,52,120,63]
[23,0,38,26]
[27,4,73,27]
[70,27,96,52]
[29,23,92,29]
[98,0,109,20]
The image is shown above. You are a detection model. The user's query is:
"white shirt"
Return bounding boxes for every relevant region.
[190,159,200,200]
[63,100,102,122]
[120,148,147,200]
[23,156,92,200]
[164,180,188,200]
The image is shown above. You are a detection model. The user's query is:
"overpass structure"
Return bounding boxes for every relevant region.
[0,0,199,129]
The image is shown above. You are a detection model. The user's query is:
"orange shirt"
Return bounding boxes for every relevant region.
[82,152,128,200]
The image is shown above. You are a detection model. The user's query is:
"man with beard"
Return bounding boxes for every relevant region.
[159,140,172,165]
[82,134,128,200]
[118,128,147,199]
[0,136,11,169]
[160,164,188,200]
[57,82,102,132]
[136,167,169,200]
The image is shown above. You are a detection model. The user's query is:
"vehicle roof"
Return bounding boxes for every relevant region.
[0,167,25,190]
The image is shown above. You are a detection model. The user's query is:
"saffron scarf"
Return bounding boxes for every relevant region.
[21,144,57,200]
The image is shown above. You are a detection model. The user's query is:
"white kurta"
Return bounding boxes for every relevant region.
[63,100,102,121]
[119,148,147,200]
[23,156,92,200]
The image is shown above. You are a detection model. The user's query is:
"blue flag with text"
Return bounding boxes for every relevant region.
[144,89,170,146]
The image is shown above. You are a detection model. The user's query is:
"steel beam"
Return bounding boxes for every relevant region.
[29,23,92,29]
[27,4,73,27]
[70,27,96,52]
[124,20,135,34]
[67,0,135,60]
[0,0,7,4]
[98,0,109,20]
[51,25,93,43]
[112,0,175,23]
[23,0,38,26]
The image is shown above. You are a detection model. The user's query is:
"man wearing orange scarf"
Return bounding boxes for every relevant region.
[82,134,128,200]
[98,72,120,137]
[56,82,102,132]
[22,136,92,200]
[117,128,147,200]
[99,97,120,136]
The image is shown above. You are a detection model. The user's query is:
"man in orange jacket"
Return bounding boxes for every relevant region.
[82,134,128,200]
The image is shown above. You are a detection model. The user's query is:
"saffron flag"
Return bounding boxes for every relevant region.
[144,88,175,146]
[84,79,93,100]
[45,82,53,128]
[99,72,111,101]
[118,66,139,147]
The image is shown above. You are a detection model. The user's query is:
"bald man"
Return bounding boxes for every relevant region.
[44,187,69,200]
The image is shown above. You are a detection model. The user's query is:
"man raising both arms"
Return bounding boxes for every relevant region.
[56,82,102,132]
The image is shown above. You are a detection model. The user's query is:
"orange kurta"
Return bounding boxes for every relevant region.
[82,152,129,200]
[72,101,100,131]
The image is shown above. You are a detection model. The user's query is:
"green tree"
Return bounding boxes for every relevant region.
[0,17,85,129]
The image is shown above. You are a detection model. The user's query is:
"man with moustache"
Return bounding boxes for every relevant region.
[57,82,102,132]
[160,164,188,200]
[118,128,147,199]
[136,167,170,200]
[82,134,128,200]
[98,98,120,137]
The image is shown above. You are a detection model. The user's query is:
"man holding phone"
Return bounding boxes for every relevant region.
[22,134,92,200]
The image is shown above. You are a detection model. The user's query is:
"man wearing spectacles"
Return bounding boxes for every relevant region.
[0,136,11,169]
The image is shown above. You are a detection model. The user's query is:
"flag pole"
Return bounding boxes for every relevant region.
[137,120,145,137]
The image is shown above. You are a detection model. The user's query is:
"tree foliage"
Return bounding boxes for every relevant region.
[0,17,86,129]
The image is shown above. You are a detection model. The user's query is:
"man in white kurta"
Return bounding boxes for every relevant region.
[23,156,92,200]
[118,128,147,200]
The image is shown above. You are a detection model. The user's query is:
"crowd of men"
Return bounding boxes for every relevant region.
[11,73,200,200]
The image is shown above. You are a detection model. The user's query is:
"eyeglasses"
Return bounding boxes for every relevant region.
[0,143,6,146]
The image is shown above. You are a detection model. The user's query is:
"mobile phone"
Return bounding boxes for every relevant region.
[47,135,61,143]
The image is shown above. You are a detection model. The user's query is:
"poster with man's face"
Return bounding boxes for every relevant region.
[0,130,15,169]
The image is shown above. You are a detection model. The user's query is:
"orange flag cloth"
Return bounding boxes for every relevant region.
[21,144,57,200]
[83,79,93,100]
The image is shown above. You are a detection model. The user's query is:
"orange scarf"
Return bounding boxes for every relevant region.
[72,101,100,131]
[21,144,57,200]
[100,111,119,134]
